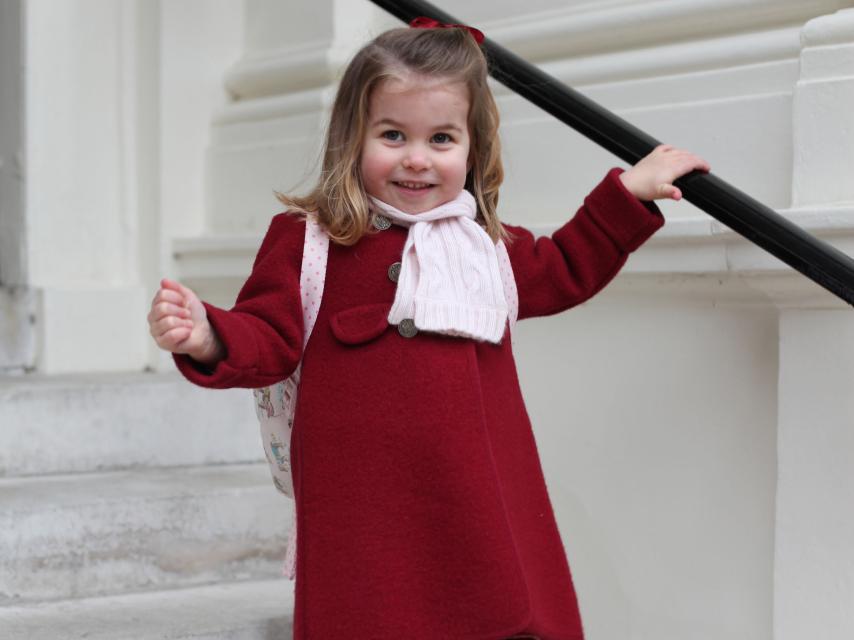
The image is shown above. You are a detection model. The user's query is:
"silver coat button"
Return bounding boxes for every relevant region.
[388,261,401,283]
[372,214,391,231]
[397,318,418,338]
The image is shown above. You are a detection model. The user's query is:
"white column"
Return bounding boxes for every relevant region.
[776,310,854,640]
[25,0,155,373]
[774,8,854,640]
[22,0,244,374]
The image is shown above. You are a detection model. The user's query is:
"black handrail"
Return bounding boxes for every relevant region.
[368,0,854,307]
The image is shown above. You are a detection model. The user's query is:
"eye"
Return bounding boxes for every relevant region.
[381,130,403,142]
[432,132,453,144]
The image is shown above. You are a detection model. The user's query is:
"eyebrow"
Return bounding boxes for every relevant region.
[371,117,463,133]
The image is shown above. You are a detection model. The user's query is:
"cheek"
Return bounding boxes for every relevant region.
[451,152,470,185]
[361,146,391,185]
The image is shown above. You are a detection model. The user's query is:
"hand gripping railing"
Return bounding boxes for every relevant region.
[368,0,854,306]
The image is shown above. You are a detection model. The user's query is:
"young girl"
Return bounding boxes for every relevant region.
[148,20,709,640]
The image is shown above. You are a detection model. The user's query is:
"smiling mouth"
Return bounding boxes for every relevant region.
[394,181,434,190]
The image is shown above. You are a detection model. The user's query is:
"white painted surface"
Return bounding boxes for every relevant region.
[775,309,854,640]
[773,15,854,633]
[159,0,244,240]
[26,0,128,287]
[792,9,854,206]
[515,294,778,640]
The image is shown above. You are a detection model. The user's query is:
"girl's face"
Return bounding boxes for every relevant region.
[361,75,471,214]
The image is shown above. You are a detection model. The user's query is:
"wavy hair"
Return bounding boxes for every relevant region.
[276,26,509,245]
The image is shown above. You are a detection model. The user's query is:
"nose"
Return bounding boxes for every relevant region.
[402,146,431,171]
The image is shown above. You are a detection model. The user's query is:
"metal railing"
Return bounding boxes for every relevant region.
[369,0,854,306]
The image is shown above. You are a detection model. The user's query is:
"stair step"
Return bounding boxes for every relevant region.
[0,463,292,603]
[0,578,295,639]
[0,371,264,476]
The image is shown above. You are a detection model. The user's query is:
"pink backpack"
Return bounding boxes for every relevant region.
[252,214,519,580]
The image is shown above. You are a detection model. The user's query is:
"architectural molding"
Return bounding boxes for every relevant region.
[215,1,854,120]
[482,0,850,62]
[801,5,854,45]
[223,38,335,100]
[521,27,801,95]
[212,86,329,126]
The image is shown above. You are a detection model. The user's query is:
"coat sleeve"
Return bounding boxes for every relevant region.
[171,212,305,389]
[504,167,665,321]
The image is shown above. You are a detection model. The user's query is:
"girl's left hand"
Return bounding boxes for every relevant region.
[619,144,711,201]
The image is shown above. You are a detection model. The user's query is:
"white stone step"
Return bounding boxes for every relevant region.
[0,371,264,476]
[0,463,293,603]
[0,578,295,640]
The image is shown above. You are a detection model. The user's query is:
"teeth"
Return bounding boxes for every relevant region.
[397,181,431,189]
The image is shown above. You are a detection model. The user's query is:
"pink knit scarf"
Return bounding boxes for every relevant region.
[368,189,508,343]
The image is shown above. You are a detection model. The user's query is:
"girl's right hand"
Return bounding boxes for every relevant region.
[148,278,212,358]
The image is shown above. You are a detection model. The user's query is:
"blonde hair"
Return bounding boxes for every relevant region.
[276,26,510,246]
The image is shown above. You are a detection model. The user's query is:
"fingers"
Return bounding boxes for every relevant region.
[155,325,193,351]
[656,144,711,172]
[152,281,185,309]
[658,183,681,200]
[674,151,710,172]
[150,300,191,322]
[161,278,195,305]
[148,278,197,349]
[149,285,188,322]
[149,309,195,339]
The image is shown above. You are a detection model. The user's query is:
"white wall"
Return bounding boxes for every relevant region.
[516,292,778,639]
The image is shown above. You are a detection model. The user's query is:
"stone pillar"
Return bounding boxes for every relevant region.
[776,310,854,640]
[19,0,245,374]
[24,0,155,373]
[774,8,854,640]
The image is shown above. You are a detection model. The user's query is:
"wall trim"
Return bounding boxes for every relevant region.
[484,0,851,61]
[223,38,334,101]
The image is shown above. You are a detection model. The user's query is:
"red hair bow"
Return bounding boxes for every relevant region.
[409,16,485,45]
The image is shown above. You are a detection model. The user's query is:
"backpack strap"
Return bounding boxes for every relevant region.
[300,213,330,342]
[495,239,518,343]
[282,213,328,580]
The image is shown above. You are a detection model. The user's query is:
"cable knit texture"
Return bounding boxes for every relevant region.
[369,189,508,343]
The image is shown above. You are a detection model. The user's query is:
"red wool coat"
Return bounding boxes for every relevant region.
[173,167,664,639]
